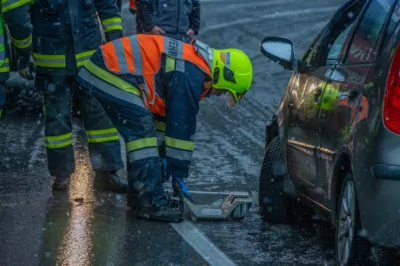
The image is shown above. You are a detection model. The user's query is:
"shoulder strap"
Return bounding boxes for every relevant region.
[192,39,213,71]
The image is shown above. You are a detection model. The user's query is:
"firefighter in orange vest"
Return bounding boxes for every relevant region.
[76,34,253,223]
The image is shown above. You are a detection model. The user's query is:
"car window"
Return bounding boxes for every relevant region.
[344,0,394,64]
[318,1,365,66]
[302,31,324,67]
[382,0,400,49]
[326,21,356,65]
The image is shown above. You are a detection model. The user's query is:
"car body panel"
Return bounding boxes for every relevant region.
[286,68,331,197]
[315,63,372,206]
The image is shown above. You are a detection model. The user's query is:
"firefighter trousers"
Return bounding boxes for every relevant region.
[0,81,5,118]
[76,60,202,206]
[35,74,124,177]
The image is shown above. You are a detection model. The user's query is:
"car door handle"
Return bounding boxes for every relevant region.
[314,87,323,102]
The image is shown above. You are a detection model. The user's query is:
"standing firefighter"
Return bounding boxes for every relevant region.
[76,34,253,222]
[21,0,128,192]
[0,0,32,118]
[136,0,201,43]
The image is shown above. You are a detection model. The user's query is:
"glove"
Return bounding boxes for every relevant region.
[160,157,168,183]
[17,55,35,80]
[172,176,194,203]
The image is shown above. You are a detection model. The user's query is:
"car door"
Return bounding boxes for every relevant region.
[286,0,365,198]
[286,61,330,196]
[314,0,396,206]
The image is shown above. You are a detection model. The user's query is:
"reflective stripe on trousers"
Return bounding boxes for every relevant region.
[165,136,194,161]
[85,128,119,143]
[12,35,32,49]
[154,119,166,148]
[0,58,9,72]
[126,137,159,162]
[33,50,97,68]
[45,132,73,149]
[33,53,66,68]
[101,17,123,32]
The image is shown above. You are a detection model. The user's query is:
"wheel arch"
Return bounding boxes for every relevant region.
[265,114,279,148]
[331,151,353,225]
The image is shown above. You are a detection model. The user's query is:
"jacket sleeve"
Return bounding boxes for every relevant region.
[94,0,123,42]
[1,0,32,57]
[189,0,201,34]
[136,0,155,32]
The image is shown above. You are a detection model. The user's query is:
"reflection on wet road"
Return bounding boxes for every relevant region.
[0,0,346,265]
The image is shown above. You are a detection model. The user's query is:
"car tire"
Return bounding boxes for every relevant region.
[258,136,291,224]
[335,172,370,266]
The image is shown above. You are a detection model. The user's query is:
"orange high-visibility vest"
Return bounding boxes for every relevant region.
[129,0,137,11]
[100,34,212,116]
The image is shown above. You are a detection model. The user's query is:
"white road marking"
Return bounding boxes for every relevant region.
[188,190,247,195]
[203,0,298,9]
[122,0,238,6]
[171,221,236,266]
[200,0,238,2]
[202,7,337,32]
[28,128,45,169]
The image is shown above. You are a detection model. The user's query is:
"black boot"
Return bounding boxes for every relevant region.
[93,170,128,193]
[138,205,183,223]
[52,175,70,191]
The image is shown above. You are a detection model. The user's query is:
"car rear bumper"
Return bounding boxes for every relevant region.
[360,164,400,248]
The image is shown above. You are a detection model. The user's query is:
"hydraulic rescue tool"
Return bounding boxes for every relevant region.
[167,190,253,221]
[161,158,253,221]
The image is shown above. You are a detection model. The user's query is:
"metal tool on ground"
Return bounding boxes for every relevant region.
[168,190,253,221]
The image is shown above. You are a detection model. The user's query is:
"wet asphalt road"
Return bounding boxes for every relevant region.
[0,0,345,265]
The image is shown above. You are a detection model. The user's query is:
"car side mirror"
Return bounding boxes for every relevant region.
[260,36,302,71]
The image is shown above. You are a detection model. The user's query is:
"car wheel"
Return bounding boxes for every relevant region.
[258,136,290,224]
[335,172,370,266]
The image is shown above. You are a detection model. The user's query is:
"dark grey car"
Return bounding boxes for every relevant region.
[258,0,400,265]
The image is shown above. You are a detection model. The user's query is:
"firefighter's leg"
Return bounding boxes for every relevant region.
[76,72,182,222]
[77,84,127,193]
[37,74,75,191]
[153,114,167,182]
[164,61,205,203]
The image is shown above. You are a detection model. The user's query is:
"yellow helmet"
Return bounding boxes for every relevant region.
[211,48,253,107]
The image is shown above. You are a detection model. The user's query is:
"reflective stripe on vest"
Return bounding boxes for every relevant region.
[100,35,212,116]
[79,62,145,109]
